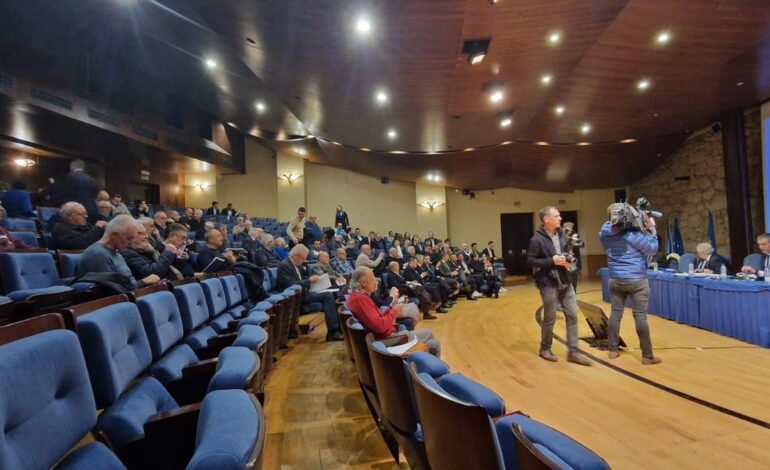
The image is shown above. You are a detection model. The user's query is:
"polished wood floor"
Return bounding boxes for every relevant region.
[262,281,770,469]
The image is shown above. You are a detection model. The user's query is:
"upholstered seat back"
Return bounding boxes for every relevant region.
[743,253,764,272]
[59,252,83,278]
[174,283,211,332]
[678,253,696,272]
[0,252,60,293]
[0,330,97,470]
[201,278,228,319]
[220,275,243,308]
[77,302,153,408]
[136,291,185,359]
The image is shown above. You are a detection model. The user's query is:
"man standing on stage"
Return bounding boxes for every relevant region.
[599,203,661,365]
[527,206,591,366]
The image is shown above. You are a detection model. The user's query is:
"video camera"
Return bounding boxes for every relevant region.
[609,197,662,235]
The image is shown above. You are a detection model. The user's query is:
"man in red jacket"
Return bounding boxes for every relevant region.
[346,266,440,356]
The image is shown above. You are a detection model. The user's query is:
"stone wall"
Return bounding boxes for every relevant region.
[629,108,763,256]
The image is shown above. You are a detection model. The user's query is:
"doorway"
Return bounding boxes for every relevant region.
[500,213,534,275]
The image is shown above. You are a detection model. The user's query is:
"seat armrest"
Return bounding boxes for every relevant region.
[182,358,219,378]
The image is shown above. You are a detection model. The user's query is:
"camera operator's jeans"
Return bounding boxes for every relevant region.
[608,278,654,359]
[538,285,579,353]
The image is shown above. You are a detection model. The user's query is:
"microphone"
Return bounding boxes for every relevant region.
[648,210,663,218]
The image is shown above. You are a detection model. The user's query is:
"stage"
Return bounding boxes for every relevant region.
[262,281,770,469]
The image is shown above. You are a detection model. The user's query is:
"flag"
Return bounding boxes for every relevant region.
[707,210,717,253]
[666,219,675,254]
[673,216,685,255]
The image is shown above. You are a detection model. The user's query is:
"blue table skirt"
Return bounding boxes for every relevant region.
[597,268,770,347]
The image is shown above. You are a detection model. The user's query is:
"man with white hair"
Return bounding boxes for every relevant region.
[277,244,342,342]
[331,247,355,276]
[694,242,730,274]
[313,251,347,287]
[153,211,169,241]
[347,266,441,356]
[253,233,281,268]
[188,209,206,239]
[77,215,161,288]
[52,201,107,250]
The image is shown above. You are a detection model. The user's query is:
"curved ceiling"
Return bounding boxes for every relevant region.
[1,0,770,191]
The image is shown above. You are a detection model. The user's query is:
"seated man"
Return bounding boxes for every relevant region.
[153,211,169,240]
[123,222,195,281]
[347,266,440,356]
[331,247,355,276]
[196,229,238,273]
[241,227,263,257]
[277,244,342,342]
[253,234,282,268]
[223,203,239,218]
[695,242,730,274]
[312,251,347,287]
[345,238,360,259]
[109,193,130,215]
[93,199,114,223]
[187,209,206,238]
[741,233,770,279]
[274,237,289,260]
[384,261,436,320]
[403,257,449,313]
[1,180,36,218]
[308,240,324,261]
[77,215,161,288]
[52,202,107,250]
[206,200,221,216]
[356,244,385,273]
[137,216,165,253]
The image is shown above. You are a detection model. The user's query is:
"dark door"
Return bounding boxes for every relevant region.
[143,183,161,205]
[500,213,534,275]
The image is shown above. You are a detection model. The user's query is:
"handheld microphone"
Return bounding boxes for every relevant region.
[648,210,663,218]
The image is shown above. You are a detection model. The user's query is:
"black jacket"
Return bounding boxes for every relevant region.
[122,247,193,281]
[277,258,310,291]
[334,210,350,228]
[697,254,731,274]
[403,266,425,284]
[197,246,229,273]
[384,271,409,290]
[51,171,99,220]
[527,227,569,288]
[52,221,104,250]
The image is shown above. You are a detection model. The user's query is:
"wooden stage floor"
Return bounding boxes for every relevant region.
[262,281,770,469]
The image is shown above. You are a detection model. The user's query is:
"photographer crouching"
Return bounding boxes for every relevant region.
[527,206,591,366]
[599,202,662,365]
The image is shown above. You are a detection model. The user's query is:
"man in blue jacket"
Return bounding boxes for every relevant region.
[527,206,591,366]
[599,203,662,365]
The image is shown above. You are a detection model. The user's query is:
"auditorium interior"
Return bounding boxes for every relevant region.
[2,1,770,469]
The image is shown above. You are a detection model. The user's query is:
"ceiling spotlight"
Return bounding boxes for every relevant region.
[500,141,513,145]
[488,0,500,4]
[637,79,651,91]
[255,101,266,112]
[360,147,371,152]
[489,89,504,103]
[540,74,553,86]
[463,38,491,65]
[736,81,744,87]
[534,141,550,146]
[375,89,389,104]
[204,58,217,68]
[554,105,565,116]
[576,142,591,146]
[463,147,475,152]
[500,117,513,128]
[580,123,592,135]
[356,17,372,35]
[387,128,398,139]
[548,31,561,45]
[619,138,638,143]
[655,31,671,45]
[468,50,487,65]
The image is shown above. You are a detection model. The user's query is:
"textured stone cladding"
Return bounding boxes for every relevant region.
[629,108,763,257]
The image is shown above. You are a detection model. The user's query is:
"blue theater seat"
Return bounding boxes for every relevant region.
[201,278,238,333]
[0,252,73,301]
[58,250,84,278]
[8,230,38,247]
[0,217,36,231]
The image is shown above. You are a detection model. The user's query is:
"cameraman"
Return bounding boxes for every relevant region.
[527,206,591,366]
[599,203,661,365]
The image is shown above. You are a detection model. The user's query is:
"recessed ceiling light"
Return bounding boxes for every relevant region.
[490,89,504,103]
[736,81,744,87]
[548,31,561,45]
[500,141,513,145]
[488,0,500,4]
[540,74,553,86]
[375,89,389,104]
[360,147,371,152]
[619,138,638,143]
[255,101,266,112]
[387,128,398,139]
[655,31,671,45]
[204,58,217,68]
[637,79,651,91]
[534,141,550,146]
[356,17,372,35]
[463,147,475,152]
[554,105,565,116]
[469,50,486,65]
[580,123,592,135]
[500,117,513,128]
[390,150,406,154]
[576,142,591,146]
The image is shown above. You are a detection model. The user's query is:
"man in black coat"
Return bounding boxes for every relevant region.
[404,257,449,313]
[122,223,193,281]
[741,233,770,279]
[695,242,731,274]
[51,159,100,221]
[52,202,107,250]
[384,260,436,319]
[206,201,221,216]
[527,206,589,366]
[276,244,342,342]
[196,229,236,273]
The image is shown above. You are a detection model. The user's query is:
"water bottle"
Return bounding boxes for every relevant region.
[688,263,694,274]
[720,264,727,279]
[652,262,659,272]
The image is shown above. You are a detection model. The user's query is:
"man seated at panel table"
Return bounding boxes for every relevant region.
[741,233,770,280]
[694,242,731,275]
[347,266,441,356]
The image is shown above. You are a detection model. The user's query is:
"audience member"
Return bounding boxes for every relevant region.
[480,257,502,298]
[356,244,385,273]
[345,238,360,259]
[312,252,347,287]
[76,215,160,288]
[334,204,350,229]
[187,209,205,238]
[153,211,169,240]
[347,266,440,356]
[122,221,192,281]
[331,248,355,276]
[404,256,449,313]
[277,244,342,342]
[274,237,289,260]
[179,207,194,227]
[52,202,107,250]
[231,216,247,238]
[167,209,182,224]
[109,193,130,216]
[223,203,239,218]
[255,234,282,268]
[286,207,307,246]
[93,200,114,223]
[51,159,99,220]
[308,240,324,261]
[137,216,164,252]
[206,201,221,216]
[304,214,323,244]
[1,180,35,217]
[384,261,437,319]
[196,229,237,273]
[131,200,150,218]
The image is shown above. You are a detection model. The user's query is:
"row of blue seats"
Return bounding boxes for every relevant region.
[339,310,611,469]
[0,272,304,469]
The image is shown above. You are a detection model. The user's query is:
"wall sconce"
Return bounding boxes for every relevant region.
[196,183,210,191]
[13,158,36,167]
[419,200,445,211]
[279,172,303,185]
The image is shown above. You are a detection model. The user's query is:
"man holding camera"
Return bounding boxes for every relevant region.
[527,206,591,366]
[599,203,662,365]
